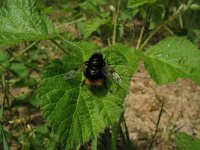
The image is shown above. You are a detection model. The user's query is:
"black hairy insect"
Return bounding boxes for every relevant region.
[64,52,122,87]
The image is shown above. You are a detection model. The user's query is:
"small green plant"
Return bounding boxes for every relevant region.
[0,0,200,149]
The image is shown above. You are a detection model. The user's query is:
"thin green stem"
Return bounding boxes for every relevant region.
[111,123,117,150]
[50,38,71,55]
[112,0,121,45]
[1,75,9,106]
[0,75,9,150]
[9,41,37,63]
[136,26,145,50]
[140,13,178,50]
[140,2,192,50]
[148,99,165,150]
[55,17,86,29]
[178,15,183,28]
[118,112,126,145]
[164,26,174,35]
[136,5,149,50]
[122,115,131,146]
[91,137,98,150]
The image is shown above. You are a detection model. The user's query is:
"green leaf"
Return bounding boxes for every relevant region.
[82,18,109,39]
[0,124,9,150]
[39,42,140,149]
[128,0,156,8]
[0,50,9,62]
[15,77,37,88]
[0,50,10,72]
[0,0,54,48]
[188,29,200,45]
[80,0,107,17]
[35,125,49,134]
[10,62,28,78]
[144,36,200,85]
[149,4,165,30]
[88,0,107,6]
[175,132,200,150]
[80,1,99,18]
[0,106,3,121]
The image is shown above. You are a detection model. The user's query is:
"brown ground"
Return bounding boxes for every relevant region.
[125,63,200,150]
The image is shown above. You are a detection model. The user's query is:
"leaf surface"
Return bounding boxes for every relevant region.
[82,18,109,39]
[0,0,54,47]
[144,36,200,85]
[128,0,156,8]
[39,42,140,149]
[10,62,28,78]
[149,4,165,30]
[175,132,200,150]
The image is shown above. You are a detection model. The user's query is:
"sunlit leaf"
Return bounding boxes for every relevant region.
[39,41,140,149]
[144,36,200,85]
[0,0,54,48]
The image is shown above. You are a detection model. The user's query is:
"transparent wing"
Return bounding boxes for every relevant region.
[63,63,86,80]
[102,64,122,84]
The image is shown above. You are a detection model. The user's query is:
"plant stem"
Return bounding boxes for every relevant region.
[111,123,117,150]
[91,137,97,150]
[112,0,121,45]
[136,5,149,50]
[9,41,37,62]
[136,26,145,50]
[50,38,71,54]
[1,75,9,106]
[55,17,86,29]
[148,98,165,150]
[140,3,192,50]
[140,14,178,50]
[0,75,9,150]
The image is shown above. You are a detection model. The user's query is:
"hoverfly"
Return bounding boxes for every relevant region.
[63,52,122,87]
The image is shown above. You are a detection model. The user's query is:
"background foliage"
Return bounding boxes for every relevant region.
[0,0,200,149]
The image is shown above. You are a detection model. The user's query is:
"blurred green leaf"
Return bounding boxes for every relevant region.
[175,132,200,150]
[0,124,9,150]
[118,23,124,38]
[80,0,99,17]
[120,9,139,20]
[190,3,200,11]
[149,4,165,30]
[80,0,107,17]
[188,29,200,45]
[15,77,37,88]
[0,106,3,121]
[0,51,10,72]
[10,62,29,78]
[128,0,156,8]
[82,18,109,39]
[28,92,41,108]
[0,51,9,62]
[144,36,200,85]
[35,125,49,134]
